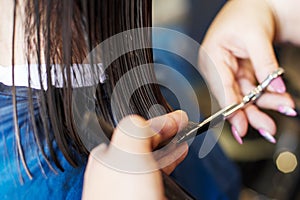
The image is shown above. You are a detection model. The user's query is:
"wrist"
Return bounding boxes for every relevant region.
[266,0,300,45]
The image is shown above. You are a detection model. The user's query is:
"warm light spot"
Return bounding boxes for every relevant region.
[276,151,298,173]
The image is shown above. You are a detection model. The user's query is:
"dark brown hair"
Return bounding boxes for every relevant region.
[11,0,172,181]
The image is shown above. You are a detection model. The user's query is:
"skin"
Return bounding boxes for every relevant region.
[267,0,300,45]
[199,0,298,141]
[82,111,189,200]
[0,0,28,66]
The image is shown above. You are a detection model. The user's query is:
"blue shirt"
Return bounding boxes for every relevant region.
[0,83,86,200]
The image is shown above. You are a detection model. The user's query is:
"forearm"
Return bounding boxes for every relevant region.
[267,0,300,45]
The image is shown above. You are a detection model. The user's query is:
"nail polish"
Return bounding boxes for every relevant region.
[258,129,276,143]
[278,105,297,116]
[231,126,243,144]
[270,77,286,93]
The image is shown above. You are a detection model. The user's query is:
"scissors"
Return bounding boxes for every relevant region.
[174,68,285,144]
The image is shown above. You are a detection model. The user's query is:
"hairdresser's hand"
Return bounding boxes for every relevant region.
[199,0,297,144]
[82,111,188,200]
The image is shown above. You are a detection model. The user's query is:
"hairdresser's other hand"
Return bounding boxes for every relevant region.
[82,110,188,200]
[199,0,297,143]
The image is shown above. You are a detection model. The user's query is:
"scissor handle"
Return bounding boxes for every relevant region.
[260,68,285,89]
[158,68,285,146]
[242,68,285,103]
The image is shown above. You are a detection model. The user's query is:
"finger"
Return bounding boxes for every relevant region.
[85,116,165,199]
[90,143,108,155]
[228,110,249,142]
[199,46,242,107]
[236,59,256,84]
[256,93,297,116]
[158,143,189,175]
[150,110,188,148]
[166,110,189,131]
[88,143,108,167]
[246,35,286,93]
[238,77,296,116]
[111,115,153,153]
[224,49,239,73]
[232,76,290,144]
[200,47,249,143]
[244,105,277,143]
[108,115,161,172]
[228,72,271,142]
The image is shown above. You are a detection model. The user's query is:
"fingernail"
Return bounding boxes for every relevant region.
[278,105,297,116]
[258,128,276,143]
[231,126,243,144]
[270,77,286,93]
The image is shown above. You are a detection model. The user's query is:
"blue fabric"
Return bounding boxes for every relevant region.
[171,133,241,200]
[0,83,86,200]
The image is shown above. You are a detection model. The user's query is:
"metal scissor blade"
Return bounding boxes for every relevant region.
[175,102,245,144]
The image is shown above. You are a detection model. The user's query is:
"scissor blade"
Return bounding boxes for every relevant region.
[175,113,225,144]
[175,103,245,144]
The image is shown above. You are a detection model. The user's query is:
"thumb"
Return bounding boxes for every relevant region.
[246,35,286,93]
[110,115,154,153]
[91,115,158,173]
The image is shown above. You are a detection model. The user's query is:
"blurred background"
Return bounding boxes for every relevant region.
[152,0,300,199]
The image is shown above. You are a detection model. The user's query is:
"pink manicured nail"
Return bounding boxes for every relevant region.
[278,105,297,116]
[270,77,286,93]
[231,126,243,144]
[258,129,276,144]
